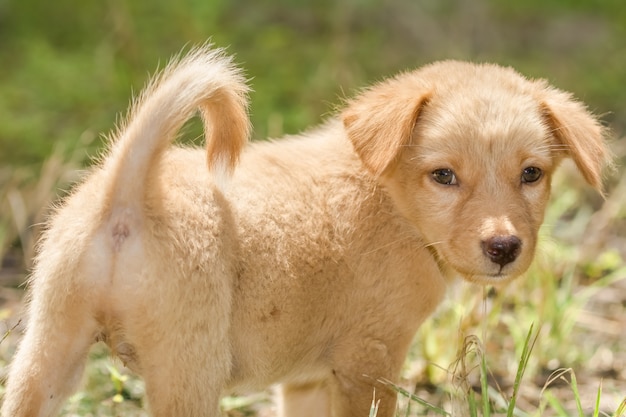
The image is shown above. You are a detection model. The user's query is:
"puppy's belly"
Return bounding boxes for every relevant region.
[226,281,340,390]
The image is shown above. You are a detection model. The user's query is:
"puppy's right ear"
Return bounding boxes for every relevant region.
[537,86,611,193]
[342,75,431,177]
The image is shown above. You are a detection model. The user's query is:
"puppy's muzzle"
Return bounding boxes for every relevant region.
[481,235,522,268]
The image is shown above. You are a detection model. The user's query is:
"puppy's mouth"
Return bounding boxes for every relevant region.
[459,269,518,286]
[431,236,526,285]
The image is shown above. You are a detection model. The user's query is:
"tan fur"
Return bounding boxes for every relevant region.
[1,46,608,417]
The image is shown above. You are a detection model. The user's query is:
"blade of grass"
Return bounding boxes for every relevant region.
[456,334,483,417]
[480,286,491,417]
[592,379,602,417]
[487,386,530,417]
[539,368,597,417]
[506,323,537,417]
[377,378,451,416]
[0,320,21,345]
[614,397,626,417]
[543,390,571,417]
[569,371,584,417]
[220,393,268,412]
[538,367,572,415]
[369,389,380,417]
[468,388,478,417]
[480,347,490,417]
[403,386,411,417]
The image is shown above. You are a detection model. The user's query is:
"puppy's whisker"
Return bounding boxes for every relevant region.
[360,234,416,255]
[423,240,444,250]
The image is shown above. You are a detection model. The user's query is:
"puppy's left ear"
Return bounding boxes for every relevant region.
[538,85,611,193]
[342,76,431,177]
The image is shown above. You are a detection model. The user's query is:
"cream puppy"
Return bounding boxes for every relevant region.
[1,46,608,417]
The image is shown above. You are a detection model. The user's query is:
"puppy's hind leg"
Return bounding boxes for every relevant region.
[131,268,233,417]
[118,213,237,417]
[138,336,226,417]
[1,265,100,417]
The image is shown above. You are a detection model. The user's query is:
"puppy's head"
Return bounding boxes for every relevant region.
[343,61,609,284]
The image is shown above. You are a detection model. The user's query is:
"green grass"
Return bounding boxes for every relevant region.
[391,327,626,417]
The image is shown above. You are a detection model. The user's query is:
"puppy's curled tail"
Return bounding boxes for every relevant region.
[104,45,250,205]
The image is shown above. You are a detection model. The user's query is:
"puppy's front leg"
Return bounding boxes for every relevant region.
[277,380,331,417]
[327,338,402,417]
[328,372,397,417]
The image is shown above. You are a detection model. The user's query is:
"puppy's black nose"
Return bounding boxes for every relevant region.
[481,236,522,267]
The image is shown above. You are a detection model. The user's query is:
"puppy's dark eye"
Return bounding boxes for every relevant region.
[432,169,458,185]
[521,166,542,183]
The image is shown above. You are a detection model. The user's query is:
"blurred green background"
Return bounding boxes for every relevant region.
[1,0,625,168]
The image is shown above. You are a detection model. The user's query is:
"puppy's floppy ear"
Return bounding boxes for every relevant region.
[538,85,610,192]
[342,75,431,177]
